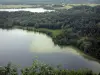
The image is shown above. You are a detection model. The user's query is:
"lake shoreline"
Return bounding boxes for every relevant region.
[0,28,100,73]
[2,26,100,62]
[1,25,100,61]
[0,5,100,73]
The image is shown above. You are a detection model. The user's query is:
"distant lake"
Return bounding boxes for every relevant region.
[0,29,100,73]
[0,8,54,13]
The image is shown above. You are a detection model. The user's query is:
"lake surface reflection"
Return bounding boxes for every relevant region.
[0,8,54,12]
[0,29,100,73]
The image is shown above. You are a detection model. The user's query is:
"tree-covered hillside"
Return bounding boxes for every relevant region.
[0,5,100,59]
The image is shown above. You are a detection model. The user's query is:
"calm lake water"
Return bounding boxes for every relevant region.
[0,8,54,12]
[0,29,100,73]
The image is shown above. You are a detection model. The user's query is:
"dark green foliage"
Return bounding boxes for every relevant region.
[0,60,97,75]
[0,63,18,75]
[0,5,100,59]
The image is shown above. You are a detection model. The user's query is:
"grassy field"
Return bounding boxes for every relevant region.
[0,4,99,9]
[63,4,100,9]
[51,4,100,10]
[0,5,33,9]
[35,28,62,37]
[13,26,62,37]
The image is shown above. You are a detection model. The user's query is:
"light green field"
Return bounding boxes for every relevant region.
[0,4,99,9]
[35,28,62,37]
[0,5,33,9]
[52,4,100,9]
[63,4,100,9]
[13,26,62,37]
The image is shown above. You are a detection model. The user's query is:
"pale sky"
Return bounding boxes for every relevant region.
[0,0,99,4]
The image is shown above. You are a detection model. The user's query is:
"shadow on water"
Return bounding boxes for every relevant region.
[1,27,100,63]
[0,27,100,60]
[0,27,100,73]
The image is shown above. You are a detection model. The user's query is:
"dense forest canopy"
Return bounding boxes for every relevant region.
[0,4,100,75]
[0,5,100,60]
[0,5,100,59]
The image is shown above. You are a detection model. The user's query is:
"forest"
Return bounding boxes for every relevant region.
[0,60,100,75]
[0,5,100,60]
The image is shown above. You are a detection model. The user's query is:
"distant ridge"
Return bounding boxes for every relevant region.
[0,0,99,4]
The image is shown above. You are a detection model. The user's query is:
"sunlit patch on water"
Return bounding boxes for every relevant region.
[30,33,61,53]
[0,28,100,73]
[0,8,54,13]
